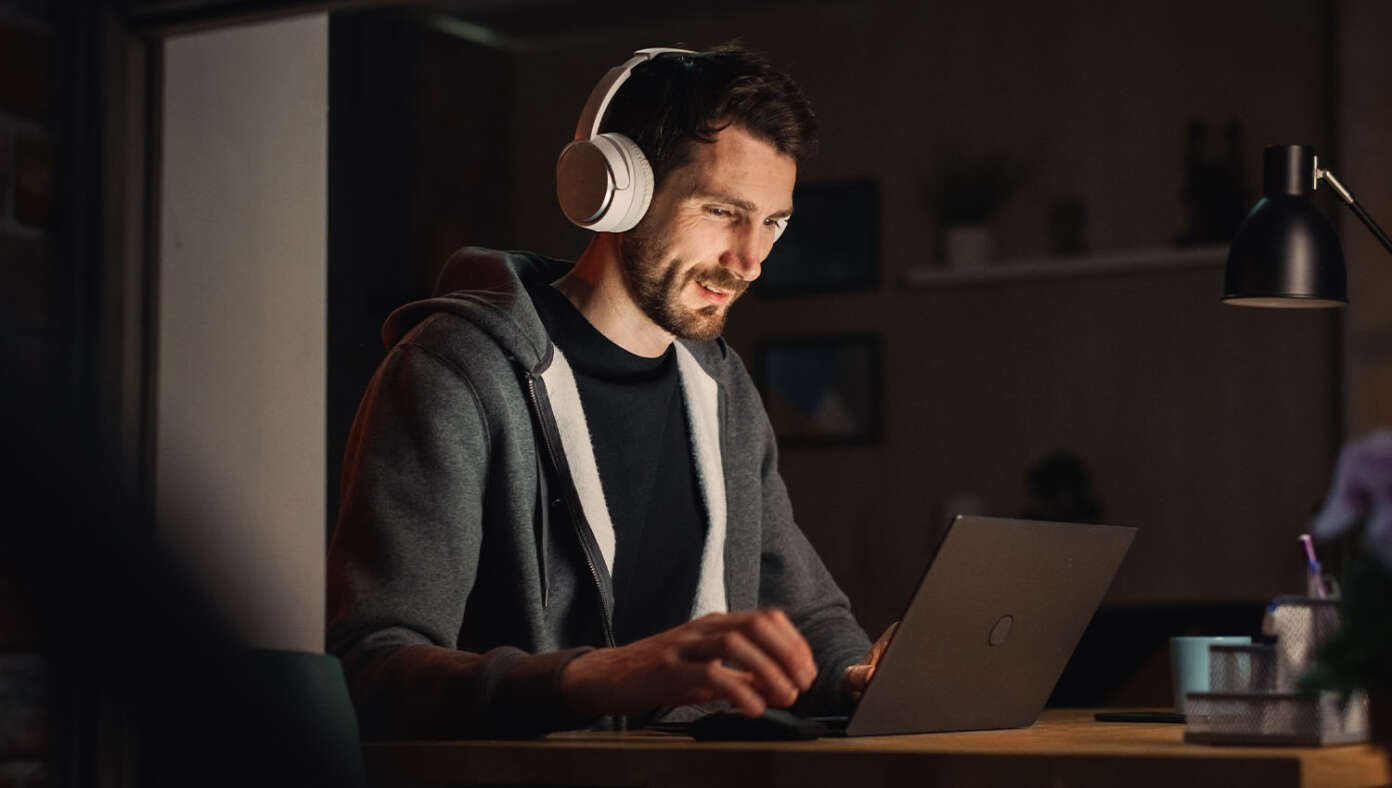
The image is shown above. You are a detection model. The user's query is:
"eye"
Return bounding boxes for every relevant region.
[705,206,735,219]
[767,217,789,232]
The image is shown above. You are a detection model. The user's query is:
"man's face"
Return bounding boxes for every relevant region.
[618,124,797,341]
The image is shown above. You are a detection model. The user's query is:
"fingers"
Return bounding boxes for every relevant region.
[869,621,899,665]
[685,610,816,696]
[733,609,817,689]
[681,629,800,707]
[761,609,818,687]
[596,609,817,718]
[844,663,875,693]
[842,622,899,704]
[678,659,766,717]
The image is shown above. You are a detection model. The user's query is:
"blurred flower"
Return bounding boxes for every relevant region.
[1312,430,1392,570]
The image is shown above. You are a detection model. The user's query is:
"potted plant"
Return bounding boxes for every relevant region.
[925,155,1024,269]
[1304,430,1392,754]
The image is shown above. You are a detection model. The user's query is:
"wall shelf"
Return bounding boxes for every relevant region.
[902,244,1229,287]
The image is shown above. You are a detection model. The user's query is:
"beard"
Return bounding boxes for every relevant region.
[618,230,749,342]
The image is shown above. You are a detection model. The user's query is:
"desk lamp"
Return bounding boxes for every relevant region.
[1222,144,1392,307]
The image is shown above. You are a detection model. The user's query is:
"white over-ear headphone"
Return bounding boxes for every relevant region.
[555,48,694,234]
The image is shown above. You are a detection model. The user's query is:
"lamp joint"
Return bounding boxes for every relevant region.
[1316,167,1355,206]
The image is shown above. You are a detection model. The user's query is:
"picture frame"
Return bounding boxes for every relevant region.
[754,178,878,296]
[755,334,882,446]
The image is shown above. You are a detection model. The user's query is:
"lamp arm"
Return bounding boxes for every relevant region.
[1317,168,1392,258]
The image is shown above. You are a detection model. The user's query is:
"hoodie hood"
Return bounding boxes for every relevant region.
[382,247,569,372]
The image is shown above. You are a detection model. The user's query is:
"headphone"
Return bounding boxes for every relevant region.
[555,48,791,242]
[556,48,692,234]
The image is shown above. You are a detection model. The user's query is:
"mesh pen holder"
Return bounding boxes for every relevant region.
[1264,595,1341,690]
[1184,596,1368,746]
[1209,643,1277,693]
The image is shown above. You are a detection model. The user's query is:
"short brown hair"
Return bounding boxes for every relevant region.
[602,43,818,188]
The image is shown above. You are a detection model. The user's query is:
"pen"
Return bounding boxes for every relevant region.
[1298,533,1326,599]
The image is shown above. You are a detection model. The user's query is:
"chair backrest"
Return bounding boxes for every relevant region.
[244,649,367,788]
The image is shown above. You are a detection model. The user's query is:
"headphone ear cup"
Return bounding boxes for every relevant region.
[556,134,654,233]
[556,139,613,227]
[591,133,653,233]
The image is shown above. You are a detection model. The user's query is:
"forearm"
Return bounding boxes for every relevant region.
[343,639,597,740]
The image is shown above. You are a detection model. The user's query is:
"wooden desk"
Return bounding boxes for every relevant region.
[363,709,1390,788]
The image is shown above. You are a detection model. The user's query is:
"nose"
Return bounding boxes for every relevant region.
[720,223,770,282]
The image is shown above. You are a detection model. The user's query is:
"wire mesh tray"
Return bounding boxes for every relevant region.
[1184,690,1368,746]
[1210,643,1278,693]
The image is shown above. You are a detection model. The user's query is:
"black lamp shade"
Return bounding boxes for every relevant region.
[1222,145,1347,308]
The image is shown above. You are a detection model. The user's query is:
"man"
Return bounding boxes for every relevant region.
[327,44,887,740]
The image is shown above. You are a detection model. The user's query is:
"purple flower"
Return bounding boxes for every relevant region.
[1312,430,1392,570]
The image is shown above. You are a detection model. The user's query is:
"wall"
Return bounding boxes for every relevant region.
[157,14,327,653]
[1338,0,1392,437]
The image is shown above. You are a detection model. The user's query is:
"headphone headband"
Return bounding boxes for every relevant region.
[573,47,696,142]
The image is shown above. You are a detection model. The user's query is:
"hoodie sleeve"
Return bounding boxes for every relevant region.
[757,436,873,716]
[327,340,593,739]
[731,358,872,715]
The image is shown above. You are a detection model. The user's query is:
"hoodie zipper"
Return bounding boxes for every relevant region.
[525,371,617,649]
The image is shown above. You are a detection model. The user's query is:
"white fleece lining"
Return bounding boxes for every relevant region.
[539,343,729,618]
[540,349,617,573]
[675,344,729,617]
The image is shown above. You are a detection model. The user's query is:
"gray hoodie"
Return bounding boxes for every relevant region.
[327,247,870,739]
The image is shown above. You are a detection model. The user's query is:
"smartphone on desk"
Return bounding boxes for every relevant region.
[1093,711,1185,724]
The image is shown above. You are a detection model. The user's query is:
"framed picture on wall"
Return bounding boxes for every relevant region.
[755,178,878,296]
[756,334,882,446]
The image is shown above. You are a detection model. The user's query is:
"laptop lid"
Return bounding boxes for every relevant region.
[845,515,1135,737]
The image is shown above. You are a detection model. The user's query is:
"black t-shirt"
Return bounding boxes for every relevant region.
[530,283,708,646]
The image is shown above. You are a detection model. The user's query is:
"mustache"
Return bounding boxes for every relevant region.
[689,266,750,296]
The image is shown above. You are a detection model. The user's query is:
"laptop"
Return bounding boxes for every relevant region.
[834,514,1135,736]
[665,515,1134,739]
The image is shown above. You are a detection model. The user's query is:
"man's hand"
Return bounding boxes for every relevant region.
[560,609,817,718]
[841,622,898,702]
